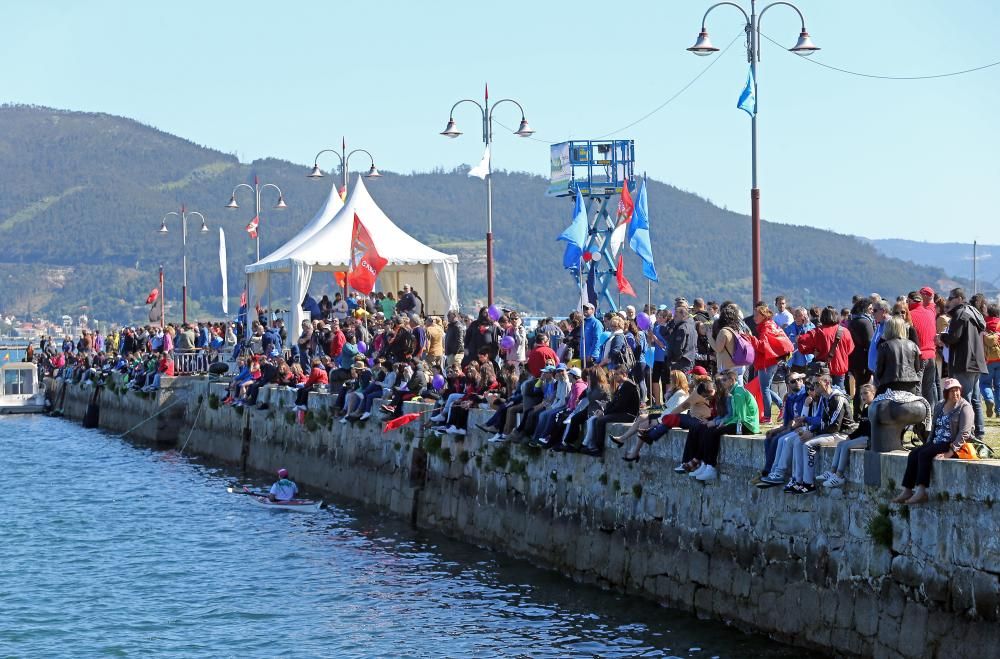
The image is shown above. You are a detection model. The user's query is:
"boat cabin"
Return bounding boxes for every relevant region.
[0,363,45,413]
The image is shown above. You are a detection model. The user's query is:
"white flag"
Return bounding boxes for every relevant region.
[468,145,490,179]
[219,227,229,315]
[608,221,628,256]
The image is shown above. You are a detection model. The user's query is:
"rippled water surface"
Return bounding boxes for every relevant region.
[1,416,813,658]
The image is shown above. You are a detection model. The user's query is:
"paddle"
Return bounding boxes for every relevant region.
[226,485,267,497]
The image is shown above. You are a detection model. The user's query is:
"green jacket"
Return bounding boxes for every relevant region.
[722,385,760,434]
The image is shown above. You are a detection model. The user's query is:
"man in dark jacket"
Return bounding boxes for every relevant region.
[667,304,698,373]
[847,298,876,414]
[444,311,464,367]
[463,307,500,366]
[937,287,987,438]
[581,364,639,455]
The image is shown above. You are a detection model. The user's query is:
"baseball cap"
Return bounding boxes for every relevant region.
[919,286,935,297]
[542,365,556,373]
[941,377,962,392]
[690,366,709,376]
[582,302,595,310]
[568,367,582,378]
[555,364,567,371]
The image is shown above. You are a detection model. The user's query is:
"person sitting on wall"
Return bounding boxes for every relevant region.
[268,468,298,502]
[890,378,974,505]
[753,371,808,486]
[579,364,640,456]
[820,383,875,488]
[683,369,759,481]
[787,373,856,494]
[623,376,716,463]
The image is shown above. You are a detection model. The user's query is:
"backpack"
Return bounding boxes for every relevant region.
[729,332,756,366]
[985,331,1000,362]
[616,334,637,371]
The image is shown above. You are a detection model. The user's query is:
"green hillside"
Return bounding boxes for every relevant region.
[0,104,958,323]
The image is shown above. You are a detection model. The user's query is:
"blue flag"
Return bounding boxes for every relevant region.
[628,179,658,282]
[738,66,756,117]
[558,188,589,269]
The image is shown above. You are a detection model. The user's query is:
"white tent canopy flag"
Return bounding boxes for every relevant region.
[245,176,459,345]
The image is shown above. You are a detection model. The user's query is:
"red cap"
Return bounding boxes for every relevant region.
[691,366,709,376]
[919,286,935,297]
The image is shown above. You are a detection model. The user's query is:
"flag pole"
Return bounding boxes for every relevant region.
[159,264,165,330]
[579,256,585,366]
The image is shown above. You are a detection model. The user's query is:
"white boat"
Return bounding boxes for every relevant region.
[228,486,323,513]
[0,363,46,414]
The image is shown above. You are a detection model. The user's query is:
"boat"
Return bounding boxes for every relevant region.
[227,486,323,513]
[0,362,46,414]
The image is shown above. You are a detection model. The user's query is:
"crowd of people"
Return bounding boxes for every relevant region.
[36,281,993,503]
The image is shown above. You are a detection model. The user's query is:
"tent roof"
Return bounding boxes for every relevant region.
[250,179,344,268]
[246,176,457,273]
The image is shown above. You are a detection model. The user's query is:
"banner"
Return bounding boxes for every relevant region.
[346,213,388,294]
[219,227,229,315]
[546,142,572,197]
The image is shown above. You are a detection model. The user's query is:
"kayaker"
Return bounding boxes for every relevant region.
[268,468,298,502]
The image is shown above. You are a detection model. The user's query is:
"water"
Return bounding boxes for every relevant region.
[1,416,814,658]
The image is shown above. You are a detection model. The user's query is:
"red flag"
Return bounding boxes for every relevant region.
[383,412,422,433]
[145,288,159,305]
[246,215,259,239]
[745,376,766,422]
[334,272,347,288]
[616,253,636,297]
[347,213,388,294]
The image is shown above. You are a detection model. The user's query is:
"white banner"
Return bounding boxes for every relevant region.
[219,227,228,315]
[546,142,572,197]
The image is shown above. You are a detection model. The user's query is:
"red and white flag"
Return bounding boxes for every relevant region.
[246,215,260,239]
[609,177,634,254]
[346,213,388,294]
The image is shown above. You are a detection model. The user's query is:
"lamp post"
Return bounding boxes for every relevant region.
[225,176,287,262]
[307,139,381,196]
[687,1,819,305]
[440,87,534,306]
[158,206,208,325]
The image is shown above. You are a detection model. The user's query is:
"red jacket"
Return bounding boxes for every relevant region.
[305,366,329,387]
[796,324,855,376]
[328,330,346,358]
[747,319,793,370]
[526,346,558,377]
[908,302,937,360]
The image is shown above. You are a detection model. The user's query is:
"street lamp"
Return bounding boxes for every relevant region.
[687,0,819,305]
[158,206,208,325]
[307,139,381,198]
[440,87,534,306]
[225,175,287,262]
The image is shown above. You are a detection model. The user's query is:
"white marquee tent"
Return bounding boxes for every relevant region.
[245,176,459,341]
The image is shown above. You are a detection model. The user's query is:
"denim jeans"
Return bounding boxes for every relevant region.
[758,364,780,420]
[979,362,1000,409]
[954,371,985,437]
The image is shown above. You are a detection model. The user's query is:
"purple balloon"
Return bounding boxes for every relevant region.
[367,357,374,367]
[432,374,446,390]
[500,335,516,351]
[487,304,502,321]
[636,312,651,331]
[357,340,367,354]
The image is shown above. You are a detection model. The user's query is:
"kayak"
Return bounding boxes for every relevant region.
[227,486,323,513]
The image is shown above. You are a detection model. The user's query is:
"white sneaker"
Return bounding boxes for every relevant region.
[446,425,460,435]
[696,465,718,481]
[673,463,687,474]
[823,474,846,488]
[339,417,348,424]
[816,471,833,482]
[430,414,445,423]
[455,428,466,436]
[689,463,707,478]
[359,412,371,421]
[488,433,506,442]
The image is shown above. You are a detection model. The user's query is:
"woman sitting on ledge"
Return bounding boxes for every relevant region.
[611,369,691,452]
[891,378,974,505]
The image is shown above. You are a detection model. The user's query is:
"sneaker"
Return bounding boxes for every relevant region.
[761,473,785,485]
[359,412,371,421]
[488,433,506,442]
[756,479,781,489]
[749,474,762,485]
[430,414,445,423]
[795,483,817,494]
[823,474,846,488]
[445,425,460,435]
[689,463,708,478]
[986,399,995,418]
[454,428,466,436]
[339,417,348,424]
[695,465,718,481]
[673,463,687,474]
[783,480,799,493]
[816,471,833,482]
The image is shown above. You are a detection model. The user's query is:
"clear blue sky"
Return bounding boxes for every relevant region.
[2,0,998,243]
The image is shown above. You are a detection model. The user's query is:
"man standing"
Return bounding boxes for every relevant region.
[444,311,464,368]
[867,300,891,384]
[910,286,940,406]
[667,304,697,373]
[784,307,815,375]
[773,295,794,329]
[581,302,602,365]
[937,287,986,438]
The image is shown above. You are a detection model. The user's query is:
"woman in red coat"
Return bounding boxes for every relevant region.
[746,304,794,421]
[796,306,855,388]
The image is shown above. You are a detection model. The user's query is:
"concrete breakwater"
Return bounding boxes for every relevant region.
[51,376,1000,659]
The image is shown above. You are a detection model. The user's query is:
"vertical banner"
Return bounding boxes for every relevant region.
[546,142,572,197]
[219,227,229,314]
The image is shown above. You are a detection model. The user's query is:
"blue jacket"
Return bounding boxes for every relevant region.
[868,320,886,373]
[782,387,807,425]
[582,316,602,360]
[785,321,815,368]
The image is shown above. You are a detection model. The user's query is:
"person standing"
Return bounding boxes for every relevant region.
[937,288,987,439]
[910,287,940,406]
[581,302,602,366]
[667,304,698,373]
[773,295,794,329]
[444,311,464,368]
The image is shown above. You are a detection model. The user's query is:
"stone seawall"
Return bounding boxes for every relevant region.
[52,376,1000,659]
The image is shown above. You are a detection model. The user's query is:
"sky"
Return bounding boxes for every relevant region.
[1,0,998,244]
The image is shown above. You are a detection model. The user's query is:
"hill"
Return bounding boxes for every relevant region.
[0,104,960,324]
[865,238,998,294]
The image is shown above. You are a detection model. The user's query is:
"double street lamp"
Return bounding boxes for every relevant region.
[440,89,534,306]
[307,140,382,196]
[158,206,208,325]
[687,0,819,305]
[226,176,287,262]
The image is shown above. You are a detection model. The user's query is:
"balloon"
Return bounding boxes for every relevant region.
[431,374,446,390]
[487,304,502,321]
[357,340,367,354]
[591,252,602,262]
[367,357,374,367]
[500,335,516,351]
[582,252,593,262]
[636,312,651,331]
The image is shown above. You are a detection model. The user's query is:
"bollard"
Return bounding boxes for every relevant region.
[864,397,928,486]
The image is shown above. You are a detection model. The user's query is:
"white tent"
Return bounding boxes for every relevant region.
[253,178,344,269]
[246,176,459,342]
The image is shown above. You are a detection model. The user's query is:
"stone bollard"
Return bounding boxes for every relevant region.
[864,397,927,486]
